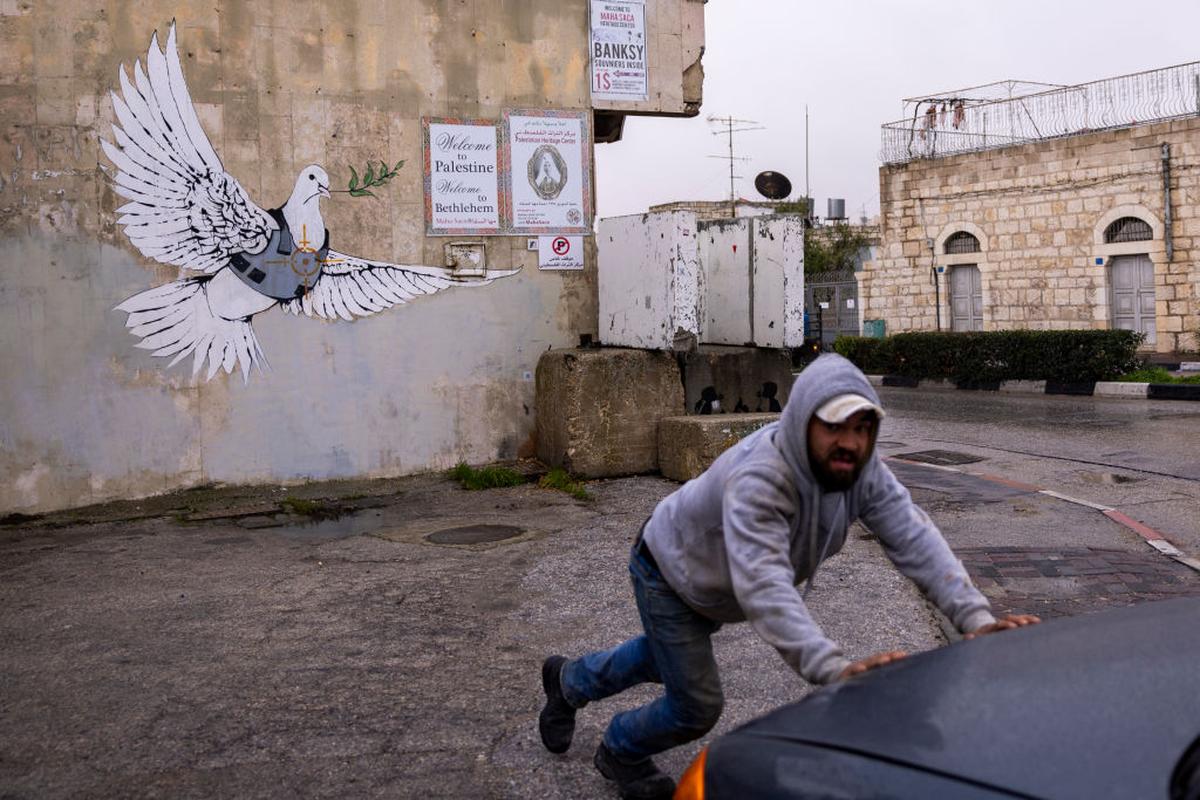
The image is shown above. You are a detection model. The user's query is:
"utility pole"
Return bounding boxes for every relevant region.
[707,115,764,218]
[805,105,810,221]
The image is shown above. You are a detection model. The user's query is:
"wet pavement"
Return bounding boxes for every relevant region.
[961,546,1200,619]
[1,389,1198,798]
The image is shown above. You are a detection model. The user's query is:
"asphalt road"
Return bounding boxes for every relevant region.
[877,387,1200,554]
[1,389,1197,799]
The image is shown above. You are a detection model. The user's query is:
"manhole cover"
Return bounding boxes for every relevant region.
[425,524,525,545]
[895,449,984,466]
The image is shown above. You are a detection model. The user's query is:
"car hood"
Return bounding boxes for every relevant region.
[733,598,1200,799]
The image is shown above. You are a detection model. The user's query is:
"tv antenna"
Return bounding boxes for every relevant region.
[707,115,764,217]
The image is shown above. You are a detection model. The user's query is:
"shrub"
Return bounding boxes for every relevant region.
[834,329,1143,383]
[1118,366,1200,385]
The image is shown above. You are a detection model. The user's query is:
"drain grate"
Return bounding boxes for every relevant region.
[425,524,525,545]
[895,449,984,466]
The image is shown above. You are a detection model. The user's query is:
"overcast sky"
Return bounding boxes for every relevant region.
[594,0,1200,221]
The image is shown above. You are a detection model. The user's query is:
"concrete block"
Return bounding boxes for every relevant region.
[1094,382,1149,398]
[536,348,684,478]
[999,380,1047,394]
[658,413,778,482]
[681,345,795,414]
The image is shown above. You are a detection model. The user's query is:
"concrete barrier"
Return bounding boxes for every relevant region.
[998,380,1047,394]
[680,346,795,414]
[1094,381,1149,398]
[536,348,684,478]
[657,413,778,482]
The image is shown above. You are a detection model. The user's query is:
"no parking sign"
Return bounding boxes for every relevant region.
[538,235,584,270]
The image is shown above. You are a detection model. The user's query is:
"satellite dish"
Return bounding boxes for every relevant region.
[754,170,792,201]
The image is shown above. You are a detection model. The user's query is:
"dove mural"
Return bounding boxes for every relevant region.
[103,23,518,382]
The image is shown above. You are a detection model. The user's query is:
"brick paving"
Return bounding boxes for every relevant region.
[959,546,1200,619]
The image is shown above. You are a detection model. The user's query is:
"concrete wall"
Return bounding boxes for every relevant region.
[597,210,703,350]
[699,219,751,344]
[599,211,803,351]
[866,116,1200,352]
[0,1,704,513]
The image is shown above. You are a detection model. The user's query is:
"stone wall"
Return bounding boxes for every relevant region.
[865,117,1200,352]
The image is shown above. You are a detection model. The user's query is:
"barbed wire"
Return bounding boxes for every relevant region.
[882,62,1200,165]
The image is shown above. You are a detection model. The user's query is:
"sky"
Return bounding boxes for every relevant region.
[594,0,1200,221]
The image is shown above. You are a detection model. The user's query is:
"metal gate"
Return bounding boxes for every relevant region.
[804,270,859,348]
[1109,254,1156,344]
[949,265,983,331]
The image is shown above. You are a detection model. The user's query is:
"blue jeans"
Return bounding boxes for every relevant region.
[559,540,724,761]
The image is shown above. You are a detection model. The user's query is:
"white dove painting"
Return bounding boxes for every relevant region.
[103,23,517,383]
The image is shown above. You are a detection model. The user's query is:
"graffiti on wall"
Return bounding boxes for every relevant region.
[692,382,783,415]
[102,24,518,382]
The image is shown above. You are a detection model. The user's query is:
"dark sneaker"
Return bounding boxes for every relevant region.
[539,655,577,754]
[593,742,676,800]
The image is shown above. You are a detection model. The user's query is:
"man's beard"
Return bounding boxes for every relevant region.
[809,449,867,491]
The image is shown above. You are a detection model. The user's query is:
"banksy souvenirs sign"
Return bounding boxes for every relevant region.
[503,110,592,235]
[590,0,648,101]
[423,118,502,235]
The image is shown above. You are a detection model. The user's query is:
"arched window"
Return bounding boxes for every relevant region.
[1103,217,1153,244]
[944,231,981,254]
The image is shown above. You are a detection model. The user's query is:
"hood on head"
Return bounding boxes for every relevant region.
[778,354,883,485]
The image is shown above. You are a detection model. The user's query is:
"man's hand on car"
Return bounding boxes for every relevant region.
[963,614,1041,640]
[837,650,908,681]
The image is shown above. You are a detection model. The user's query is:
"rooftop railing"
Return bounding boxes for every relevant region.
[881,61,1200,165]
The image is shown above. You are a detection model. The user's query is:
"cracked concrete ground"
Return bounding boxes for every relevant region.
[4,389,1197,798]
[0,472,942,799]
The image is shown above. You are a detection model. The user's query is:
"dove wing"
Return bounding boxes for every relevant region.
[101,23,274,273]
[281,250,520,322]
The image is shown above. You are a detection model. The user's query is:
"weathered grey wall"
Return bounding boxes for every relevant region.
[0,1,703,513]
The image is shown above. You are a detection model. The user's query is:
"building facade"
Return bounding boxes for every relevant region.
[863,65,1200,353]
[0,0,705,513]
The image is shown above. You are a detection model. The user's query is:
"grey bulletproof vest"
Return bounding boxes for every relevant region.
[228,209,330,300]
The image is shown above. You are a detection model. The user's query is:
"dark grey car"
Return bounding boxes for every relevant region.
[678,597,1200,799]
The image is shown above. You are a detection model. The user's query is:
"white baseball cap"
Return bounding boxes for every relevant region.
[814,393,886,424]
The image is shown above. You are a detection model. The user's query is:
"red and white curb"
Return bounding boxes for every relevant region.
[887,456,1200,573]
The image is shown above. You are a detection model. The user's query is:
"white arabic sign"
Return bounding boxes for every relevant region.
[506,111,590,234]
[590,0,648,101]
[424,119,501,235]
[538,235,584,270]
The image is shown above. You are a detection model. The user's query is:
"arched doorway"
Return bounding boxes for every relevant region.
[1104,217,1155,344]
[944,231,982,331]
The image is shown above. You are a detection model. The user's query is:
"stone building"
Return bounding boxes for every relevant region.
[0,0,705,513]
[862,65,1200,353]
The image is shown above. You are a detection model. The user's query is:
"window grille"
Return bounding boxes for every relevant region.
[944,231,981,254]
[1103,217,1153,243]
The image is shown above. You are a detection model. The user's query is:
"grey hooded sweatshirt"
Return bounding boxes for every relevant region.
[642,354,995,685]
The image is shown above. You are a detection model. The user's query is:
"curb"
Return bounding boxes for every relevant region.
[868,375,1200,402]
[886,456,1200,574]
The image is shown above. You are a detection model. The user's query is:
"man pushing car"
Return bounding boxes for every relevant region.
[538,353,1039,799]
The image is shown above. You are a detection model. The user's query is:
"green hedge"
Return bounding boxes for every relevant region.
[833,330,1144,383]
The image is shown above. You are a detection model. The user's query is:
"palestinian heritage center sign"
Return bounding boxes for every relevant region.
[504,110,591,235]
[589,0,648,101]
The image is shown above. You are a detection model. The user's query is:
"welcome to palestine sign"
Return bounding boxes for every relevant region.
[590,0,648,101]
